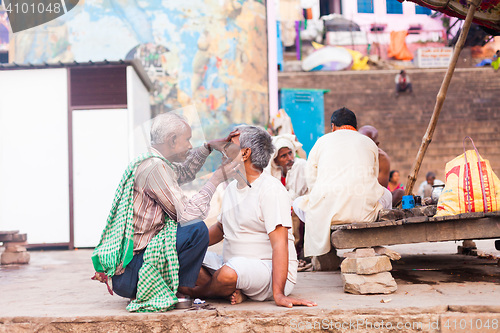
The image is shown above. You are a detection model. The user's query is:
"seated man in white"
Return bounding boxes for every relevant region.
[190,125,316,308]
[294,107,389,258]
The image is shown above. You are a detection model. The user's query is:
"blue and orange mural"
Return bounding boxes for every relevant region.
[10,0,269,135]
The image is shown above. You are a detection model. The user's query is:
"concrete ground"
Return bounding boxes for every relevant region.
[1,240,499,332]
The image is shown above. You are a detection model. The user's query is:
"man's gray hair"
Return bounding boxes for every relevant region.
[150,112,188,145]
[236,125,274,170]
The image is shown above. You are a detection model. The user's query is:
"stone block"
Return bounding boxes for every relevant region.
[373,246,401,261]
[354,248,376,257]
[1,251,30,265]
[343,251,356,259]
[4,245,27,253]
[341,256,392,275]
[342,272,397,295]
[340,258,357,273]
[311,248,341,271]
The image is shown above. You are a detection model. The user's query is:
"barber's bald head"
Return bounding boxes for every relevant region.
[359,125,379,146]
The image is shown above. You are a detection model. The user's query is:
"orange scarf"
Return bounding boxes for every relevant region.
[338,125,357,131]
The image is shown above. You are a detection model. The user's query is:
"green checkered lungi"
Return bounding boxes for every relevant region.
[91,152,179,312]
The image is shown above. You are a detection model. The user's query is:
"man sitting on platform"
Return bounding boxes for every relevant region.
[293,107,389,258]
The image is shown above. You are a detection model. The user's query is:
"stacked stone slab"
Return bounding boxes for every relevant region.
[341,248,397,295]
[0,231,30,265]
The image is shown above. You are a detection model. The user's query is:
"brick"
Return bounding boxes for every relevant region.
[343,251,356,259]
[3,241,28,253]
[1,251,30,265]
[340,256,392,275]
[373,246,401,261]
[354,248,376,258]
[342,272,397,295]
[4,245,27,253]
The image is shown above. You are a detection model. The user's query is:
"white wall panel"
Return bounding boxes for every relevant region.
[127,66,151,157]
[0,69,69,244]
[72,109,129,247]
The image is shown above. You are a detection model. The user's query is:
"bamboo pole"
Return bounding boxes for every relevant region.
[404,0,481,195]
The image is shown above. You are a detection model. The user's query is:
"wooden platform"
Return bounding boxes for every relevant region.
[0,230,27,243]
[331,211,500,249]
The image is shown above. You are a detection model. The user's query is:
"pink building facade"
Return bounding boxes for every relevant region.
[342,0,445,41]
[337,0,446,59]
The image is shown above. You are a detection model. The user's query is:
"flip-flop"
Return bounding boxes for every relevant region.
[297,263,313,272]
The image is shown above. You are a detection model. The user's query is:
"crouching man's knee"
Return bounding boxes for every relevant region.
[216,265,238,286]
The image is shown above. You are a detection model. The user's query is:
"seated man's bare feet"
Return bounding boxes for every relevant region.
[229,289,247,305]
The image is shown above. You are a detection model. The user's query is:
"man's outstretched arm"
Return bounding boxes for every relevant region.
[172,145,211,186]
[269,226,317,308]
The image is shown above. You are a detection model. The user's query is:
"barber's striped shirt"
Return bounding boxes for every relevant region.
[132,146,215,252]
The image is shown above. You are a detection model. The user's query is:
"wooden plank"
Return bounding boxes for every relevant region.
[457,212,485,219]
[331,217,500,249]
[485,211,500,217]
[11,234,27,242]
[330,219,408,231]
[429,212,486,222]
[0,230,20,235]
[0,231,20,242]
[0,234,14,242]
[350,222,371,230]
[330,212,492,232]
[331,224,349,231]
[1,233,27,243]
[403,216,429,224]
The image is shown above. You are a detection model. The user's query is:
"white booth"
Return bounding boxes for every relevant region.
[0,60,153,248]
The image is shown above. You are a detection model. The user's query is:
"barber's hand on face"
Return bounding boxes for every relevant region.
[213,159,242,183]
[207,130,240,153]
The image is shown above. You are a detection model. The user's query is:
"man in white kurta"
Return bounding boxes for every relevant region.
[197,125,315,308]
[294,107,385,257]
[204,171,298,301]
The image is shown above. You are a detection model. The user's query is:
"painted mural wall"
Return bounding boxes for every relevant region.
[0,12,9,53]
[10,0,269,137]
